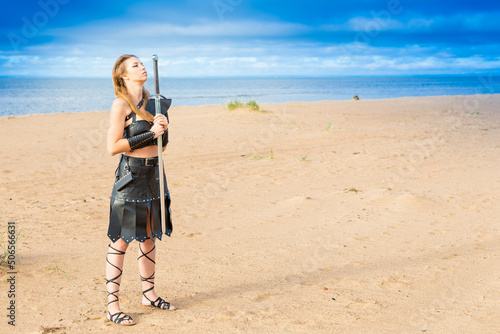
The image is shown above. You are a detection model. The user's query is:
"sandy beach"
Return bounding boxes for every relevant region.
[0,95,499,333]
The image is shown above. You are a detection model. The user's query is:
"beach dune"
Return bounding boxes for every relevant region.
[0,95,499,333]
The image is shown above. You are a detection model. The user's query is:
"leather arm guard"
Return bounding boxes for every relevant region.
[127,131,155,150]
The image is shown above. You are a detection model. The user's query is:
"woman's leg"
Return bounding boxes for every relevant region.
[105,238,135,324]
[138,238,176,310]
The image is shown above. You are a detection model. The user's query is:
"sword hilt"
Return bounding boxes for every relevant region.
[152,54,160,95]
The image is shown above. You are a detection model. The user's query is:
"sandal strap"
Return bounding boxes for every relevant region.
[142,285,155,303]
[138,243,173,310]
[138,243,157,301]
[106,244,126,305]
[140,271,155,285]
[108,244,126,256]
[137,244,156,264]
[151,296,170,309]
[108,311,133,324]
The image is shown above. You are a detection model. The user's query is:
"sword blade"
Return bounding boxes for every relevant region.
[152,54,166,235]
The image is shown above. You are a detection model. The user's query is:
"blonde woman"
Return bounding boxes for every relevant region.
[105,54,176,326]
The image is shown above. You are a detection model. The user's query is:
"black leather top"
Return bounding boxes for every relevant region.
[122,99,169,150]
[123,112,156,150]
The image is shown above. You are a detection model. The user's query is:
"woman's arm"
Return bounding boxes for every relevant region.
[107,98,132,156]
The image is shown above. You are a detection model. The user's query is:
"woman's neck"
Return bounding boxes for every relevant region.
[125,82,144,105]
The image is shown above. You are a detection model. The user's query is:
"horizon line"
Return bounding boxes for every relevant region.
[1,73,500,79]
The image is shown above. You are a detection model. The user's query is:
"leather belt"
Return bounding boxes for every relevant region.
[123,155,158,166]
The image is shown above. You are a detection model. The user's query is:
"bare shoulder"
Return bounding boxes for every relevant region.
[110,97,131,117]
[111,97,130,111]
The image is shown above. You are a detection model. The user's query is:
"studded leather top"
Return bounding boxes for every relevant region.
[122,100,168,150]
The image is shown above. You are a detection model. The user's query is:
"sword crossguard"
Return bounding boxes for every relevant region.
[151,94,167,99]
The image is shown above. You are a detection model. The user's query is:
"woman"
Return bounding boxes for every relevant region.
[105,54,176,326]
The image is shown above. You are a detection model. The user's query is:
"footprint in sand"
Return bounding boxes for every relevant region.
[93,277,104,287]
[353,236,372,242]
[442,253,463,260]
[223,310,246,318]
[277,213,295,218]
[428,229,448,235]
[275,195,312,206]
[299,280,320,286]
[185,232,203,238]
[260,220,276,225]
[215,226,235,231]
[253,293,272,302]
[477,233,494,240]
[368,191,436,213]
[346,299,381,309]
[39,326,67,333]
[287,195,311,202]
[393,193,436,212]
[346,261,366,267]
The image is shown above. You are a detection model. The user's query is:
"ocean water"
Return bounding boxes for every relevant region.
[0,76,499,117]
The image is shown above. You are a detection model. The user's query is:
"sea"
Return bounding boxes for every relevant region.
[0,76,499,117]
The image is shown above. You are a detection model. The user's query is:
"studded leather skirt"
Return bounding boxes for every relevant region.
[108,154,172,244]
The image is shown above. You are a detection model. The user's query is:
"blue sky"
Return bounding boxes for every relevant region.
[1,0,499,77]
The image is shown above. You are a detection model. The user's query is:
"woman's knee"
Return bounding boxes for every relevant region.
[140,238,155,250]
[111,238,129,252]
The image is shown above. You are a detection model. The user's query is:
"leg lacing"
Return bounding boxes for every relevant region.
[138,243,157,303]
[138,243,176,310]
[106,244,126,306]
[106,243,135,325]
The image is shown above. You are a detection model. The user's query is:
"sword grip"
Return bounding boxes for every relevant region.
[152,54,160,95]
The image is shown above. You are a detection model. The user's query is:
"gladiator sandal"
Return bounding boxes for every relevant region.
[106,244,135,326]
[138,243,177,311]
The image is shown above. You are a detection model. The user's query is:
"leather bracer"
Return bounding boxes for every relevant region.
[127,131,155,150]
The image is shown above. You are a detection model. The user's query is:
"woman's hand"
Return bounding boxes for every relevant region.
[154,114,168,131]
[150,122,165,139]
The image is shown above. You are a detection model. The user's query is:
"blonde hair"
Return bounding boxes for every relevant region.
[112,54,153,122]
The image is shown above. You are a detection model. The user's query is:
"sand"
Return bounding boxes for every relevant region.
[0,95,499,333]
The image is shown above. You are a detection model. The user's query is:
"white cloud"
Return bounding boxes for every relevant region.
[45,19,310,45]
[2,9,499,77]
[407,18,434,29]
[2,43,499,77]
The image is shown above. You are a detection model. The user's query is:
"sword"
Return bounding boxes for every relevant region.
[152,54,166,234]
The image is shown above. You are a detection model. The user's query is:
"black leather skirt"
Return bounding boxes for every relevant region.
[108,154,172,244]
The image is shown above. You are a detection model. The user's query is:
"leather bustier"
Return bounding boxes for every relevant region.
[123,111,168,150]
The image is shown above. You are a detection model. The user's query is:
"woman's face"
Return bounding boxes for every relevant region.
[123,57,147,83]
